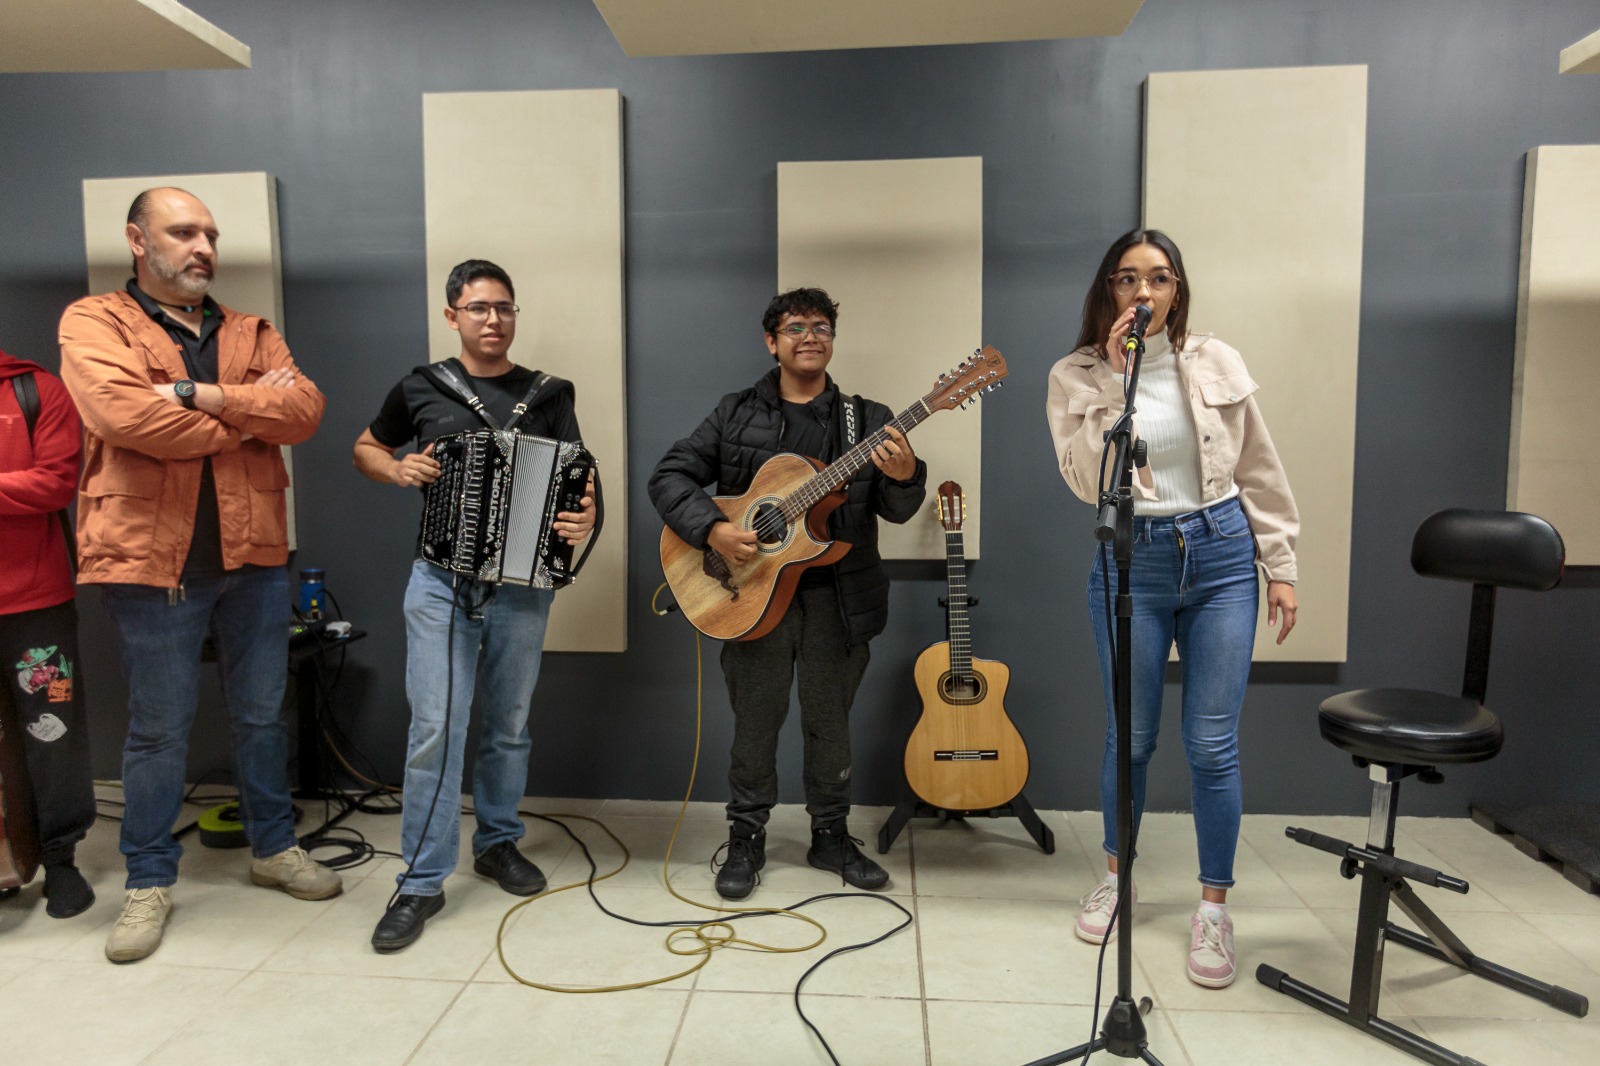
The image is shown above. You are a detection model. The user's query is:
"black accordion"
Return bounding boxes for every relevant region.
[419,430,595,588]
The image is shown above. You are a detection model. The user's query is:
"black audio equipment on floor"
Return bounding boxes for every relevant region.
[1257,508,1590,1066]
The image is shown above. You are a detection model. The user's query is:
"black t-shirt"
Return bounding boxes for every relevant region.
[126,280,228,580]
[778,392,837,590]
[368,363,582,450]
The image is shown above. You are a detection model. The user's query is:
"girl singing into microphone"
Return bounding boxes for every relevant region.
[1045,229,1299,989]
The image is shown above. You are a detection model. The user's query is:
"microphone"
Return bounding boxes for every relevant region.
[1123,304,1154,354]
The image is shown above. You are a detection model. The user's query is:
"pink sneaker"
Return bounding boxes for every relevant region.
[1187,906,1236,988]
[1075,879,1134,944]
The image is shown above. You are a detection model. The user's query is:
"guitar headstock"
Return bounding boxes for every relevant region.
[936,480,966,532]
[923,345,1007,412]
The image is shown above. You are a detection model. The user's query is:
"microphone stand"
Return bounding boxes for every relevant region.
[1025,329,1164,1066]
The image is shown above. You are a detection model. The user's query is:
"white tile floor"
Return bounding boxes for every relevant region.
[2,796,1597,1065]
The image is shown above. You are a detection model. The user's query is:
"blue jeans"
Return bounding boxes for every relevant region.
[1086,497,1259,889]
[399,559,553,895]
[100,567,298,889]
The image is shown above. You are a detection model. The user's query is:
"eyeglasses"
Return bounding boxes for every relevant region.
[452,301,519,321]
[777,323,835,340]
[1107,271,1179,296]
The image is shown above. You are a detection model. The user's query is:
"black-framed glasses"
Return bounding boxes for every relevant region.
[452,301,519,321]
[777,323,835,340]
[1107,271,1179,296]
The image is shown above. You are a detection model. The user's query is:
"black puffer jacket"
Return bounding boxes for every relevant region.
[649,368,927,646]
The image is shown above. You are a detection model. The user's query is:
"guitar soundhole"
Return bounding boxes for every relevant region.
[940,672,986,705]
[751,502,788,550]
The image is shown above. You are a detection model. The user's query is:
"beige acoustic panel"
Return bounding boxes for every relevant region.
[83,172,297,549]
[1145,65,1367,663]
[1560,27,1600,74]
[423,90,627,653]
[778,157,985,561]
[1509,146,1600,562]
[592,0,1140,56]
[0,0,249,72]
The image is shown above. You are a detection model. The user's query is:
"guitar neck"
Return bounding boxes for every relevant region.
[945,528,972,679]
[779,400,931,521]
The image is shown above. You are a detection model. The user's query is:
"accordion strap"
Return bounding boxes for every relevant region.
[419,359,560,434]
[566,461,605,583]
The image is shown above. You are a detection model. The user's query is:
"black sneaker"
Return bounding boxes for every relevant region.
[712,828,766,900]
[43,861,95,919]
[371,892,446,954]
[807,821,889,890]
[473,841,547,896]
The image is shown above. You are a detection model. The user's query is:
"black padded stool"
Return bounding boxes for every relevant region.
[1257,509,1589,1066]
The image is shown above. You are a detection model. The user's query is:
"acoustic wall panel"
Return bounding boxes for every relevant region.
[592,0,1141,57]
[1510,146,1600,563]
[83,172,296,548]
[423,89,627,652]
[1560,27,1600,74]
[777,157,985,561]
[1144,65,1367,663]
[0,0,250,73]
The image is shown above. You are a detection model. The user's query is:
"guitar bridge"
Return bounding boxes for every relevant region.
[933,750,999,761]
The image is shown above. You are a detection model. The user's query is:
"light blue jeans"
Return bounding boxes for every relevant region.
[1086,497,1260,889]
[100,567,298,888]
[398,559,553,895]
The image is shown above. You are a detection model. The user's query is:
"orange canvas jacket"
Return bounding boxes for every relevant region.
[58,290,325,587]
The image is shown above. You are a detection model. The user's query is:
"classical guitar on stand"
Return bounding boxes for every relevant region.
[902,481,1031,811]
[660,346,1007,641]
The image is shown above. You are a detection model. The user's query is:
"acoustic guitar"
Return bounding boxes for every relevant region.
[660,346,1007,641]
[902,481,1030,811]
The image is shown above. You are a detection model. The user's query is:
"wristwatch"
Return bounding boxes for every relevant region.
[174,379,198,409]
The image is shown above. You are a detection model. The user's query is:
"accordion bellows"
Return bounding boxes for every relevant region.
[420,430,594,588]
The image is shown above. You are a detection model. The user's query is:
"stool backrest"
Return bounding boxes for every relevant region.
[1410,509,1565,704]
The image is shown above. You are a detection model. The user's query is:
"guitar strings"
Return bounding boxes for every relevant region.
[750,407,927,542]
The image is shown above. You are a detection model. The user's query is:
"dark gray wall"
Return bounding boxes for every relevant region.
[3,0,1596,818]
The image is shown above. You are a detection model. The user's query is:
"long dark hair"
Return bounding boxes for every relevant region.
[1072,228,1192,358]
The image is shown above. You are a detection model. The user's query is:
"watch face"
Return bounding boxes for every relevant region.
[175,380,196,397]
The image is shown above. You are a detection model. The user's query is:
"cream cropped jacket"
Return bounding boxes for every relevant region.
[1046,333,1300,584]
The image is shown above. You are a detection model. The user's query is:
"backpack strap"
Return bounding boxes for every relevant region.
[418,358,503,430]
[11,373,77,573]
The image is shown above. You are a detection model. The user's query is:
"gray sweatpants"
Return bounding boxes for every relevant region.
[720,584,870,835]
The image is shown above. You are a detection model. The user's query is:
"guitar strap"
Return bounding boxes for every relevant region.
[11,373,77,573]
[843,393,862,449]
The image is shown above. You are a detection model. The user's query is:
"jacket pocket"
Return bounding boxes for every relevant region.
[80,452,163,559]
[244,446,291,549]
[1196,373,1259,407]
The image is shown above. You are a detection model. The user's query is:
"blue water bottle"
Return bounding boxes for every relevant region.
[299,568,326,620]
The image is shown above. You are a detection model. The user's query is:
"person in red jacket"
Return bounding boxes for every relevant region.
[0,350,96,918]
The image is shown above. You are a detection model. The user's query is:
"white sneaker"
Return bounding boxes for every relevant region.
[1076,878,1135,944]
[250,845,343,900]
[1187,906,1237,988]
[105,887,172,963]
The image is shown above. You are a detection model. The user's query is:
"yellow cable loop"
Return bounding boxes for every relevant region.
[491,582,827,992]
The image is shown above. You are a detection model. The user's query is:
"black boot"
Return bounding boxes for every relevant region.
[43,857,95,919]
[371,892,446,954]
[807,820,889,890]
[473,841,547,896]
[713,827,766,900]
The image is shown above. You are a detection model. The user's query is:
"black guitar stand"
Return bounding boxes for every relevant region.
[876,792,1054,854]
[876,594,1055,856]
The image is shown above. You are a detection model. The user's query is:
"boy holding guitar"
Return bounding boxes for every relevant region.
[648,288,926,900]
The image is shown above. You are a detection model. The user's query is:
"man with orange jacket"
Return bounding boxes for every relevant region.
[60,187,340,963]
